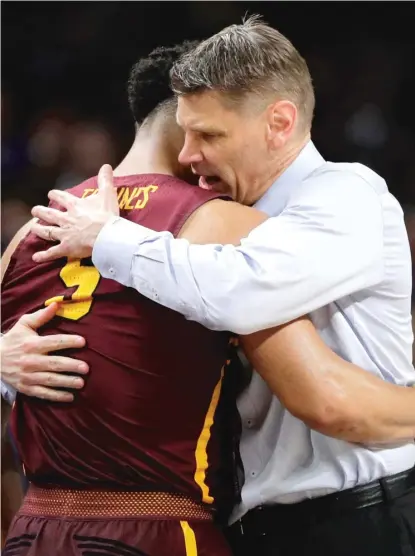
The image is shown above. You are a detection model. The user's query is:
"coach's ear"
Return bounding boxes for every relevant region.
[97,164,119,216]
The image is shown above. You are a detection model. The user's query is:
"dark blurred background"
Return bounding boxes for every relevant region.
[2,1,415,288]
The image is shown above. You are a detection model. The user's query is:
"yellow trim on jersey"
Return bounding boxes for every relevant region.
[194,366,225,504]
[180,521,198,556]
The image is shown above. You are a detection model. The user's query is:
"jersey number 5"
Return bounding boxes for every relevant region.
[45,258,101,321]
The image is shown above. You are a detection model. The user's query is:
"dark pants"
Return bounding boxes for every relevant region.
[226,476,415,556]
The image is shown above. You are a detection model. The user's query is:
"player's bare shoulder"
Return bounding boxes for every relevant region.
[179,196,268,246]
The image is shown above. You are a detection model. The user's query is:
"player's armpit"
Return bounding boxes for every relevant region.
[241,318,415,444]
[178,199,268,245]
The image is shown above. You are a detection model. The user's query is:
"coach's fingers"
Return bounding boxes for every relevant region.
[97,164,119,214]
[21,352,88,374]
[35,333,87,356]
[32,244,67,263]
[47,189,77,209]
[97,164,114,193]
[19,303,59,330]
[31,206,68,227]
[19,384,74,403]
[31,222,64,244]
[21,370,85,390]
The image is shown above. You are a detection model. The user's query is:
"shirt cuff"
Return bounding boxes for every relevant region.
[91,216,156,286]
[1,380,16,405]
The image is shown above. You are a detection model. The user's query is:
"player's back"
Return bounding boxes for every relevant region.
[2,174,240,512]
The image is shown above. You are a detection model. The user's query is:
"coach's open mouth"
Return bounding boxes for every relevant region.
[199,175,226,192]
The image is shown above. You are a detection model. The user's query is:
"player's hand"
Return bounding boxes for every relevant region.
[1,303,89,402]
[31,164,119,262]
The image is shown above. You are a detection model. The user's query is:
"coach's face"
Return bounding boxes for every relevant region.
[176,90,297,205]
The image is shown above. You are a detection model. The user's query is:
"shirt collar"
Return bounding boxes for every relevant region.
[254,141,325,215]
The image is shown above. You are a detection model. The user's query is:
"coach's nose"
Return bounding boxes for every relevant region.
[178,135,203,166]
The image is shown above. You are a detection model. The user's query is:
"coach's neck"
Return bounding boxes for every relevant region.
[246,133,311,206]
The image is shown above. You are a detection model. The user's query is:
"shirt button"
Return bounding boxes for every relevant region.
[250,470,257,477]
[109,267,115,276]
[246,419,254,428]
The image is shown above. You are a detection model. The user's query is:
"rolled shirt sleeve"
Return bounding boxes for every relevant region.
[92,170,385,334]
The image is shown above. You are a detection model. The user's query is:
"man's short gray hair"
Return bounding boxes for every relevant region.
[170,15,315,128]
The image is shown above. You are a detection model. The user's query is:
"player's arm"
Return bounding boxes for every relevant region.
[241,319,415,444]
[178,200,415,445]
[1,222,88,405]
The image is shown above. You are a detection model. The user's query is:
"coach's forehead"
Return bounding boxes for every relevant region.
[176,91,241,133]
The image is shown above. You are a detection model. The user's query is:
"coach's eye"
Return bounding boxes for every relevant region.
[201,132,218,141]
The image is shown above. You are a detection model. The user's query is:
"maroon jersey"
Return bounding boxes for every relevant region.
[2,174,241,515]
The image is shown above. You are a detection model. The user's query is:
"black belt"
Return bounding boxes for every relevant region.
[236,467,415,536]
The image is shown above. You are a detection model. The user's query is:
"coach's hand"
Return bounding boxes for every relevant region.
[31,164,119,262]
[1,303,89,402]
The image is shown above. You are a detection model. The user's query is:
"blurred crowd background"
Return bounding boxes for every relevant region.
[2,2,414,335]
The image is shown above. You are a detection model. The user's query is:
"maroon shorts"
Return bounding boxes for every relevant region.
[4,514,232,556]
[4,486,232,556]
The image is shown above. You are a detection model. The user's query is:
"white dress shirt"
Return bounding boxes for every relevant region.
[92,141,415,520]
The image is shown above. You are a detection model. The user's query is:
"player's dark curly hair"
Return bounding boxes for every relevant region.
[127,41,199,125]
